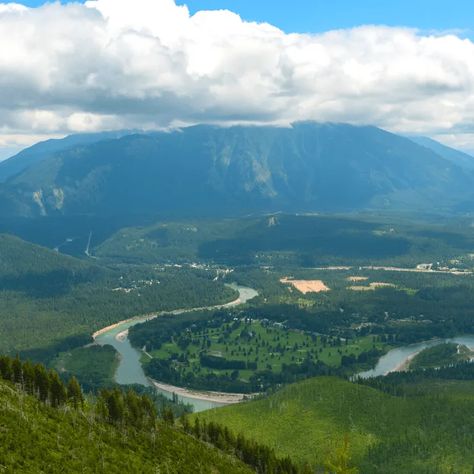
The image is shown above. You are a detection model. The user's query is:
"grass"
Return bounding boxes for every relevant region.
[196,376,474,473]
[146,320,385,381]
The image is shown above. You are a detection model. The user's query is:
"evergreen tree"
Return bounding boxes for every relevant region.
[0,356,12,381]
[21,360,35,395]
[140,394,157,429]
[67,377,84,409]
[49,370,67,407]
[34,364,50,403]
[101,389,125,424]
[162,407,175,425]
[12,356,22,385]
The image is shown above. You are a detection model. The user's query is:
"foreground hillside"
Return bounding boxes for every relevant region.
[1,123,473,218]
[0,378,251,474]
[197,376,474,473]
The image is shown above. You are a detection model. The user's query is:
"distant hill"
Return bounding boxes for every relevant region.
[0,123,473,218]
[0,378,251,474]
[409,136,474,170]
[0,131,134,183]
[0,233,103,297]
[198,376,474,473]
[0,233,92,279]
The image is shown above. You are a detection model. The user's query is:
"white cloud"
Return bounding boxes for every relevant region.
[0,0,474,153]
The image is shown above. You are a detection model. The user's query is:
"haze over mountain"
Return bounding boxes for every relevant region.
[0,123,473,219]
[0,131,134,184]
[408,136,474,171]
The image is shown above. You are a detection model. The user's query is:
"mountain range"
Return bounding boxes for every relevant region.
[0,122,473,218]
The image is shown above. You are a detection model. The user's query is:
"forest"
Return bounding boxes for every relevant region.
[0,234,238,363]
[198,375,474,473]
[0,354,307,473]
[95,214,474,269]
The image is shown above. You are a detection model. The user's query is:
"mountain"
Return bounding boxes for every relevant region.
[0,378,251,474]
[197,376,474,473]
[0,130,134,183]
[0,123,473,218]
[409,136,474,170]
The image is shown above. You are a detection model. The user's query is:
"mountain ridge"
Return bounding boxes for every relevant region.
[0,122,473,218]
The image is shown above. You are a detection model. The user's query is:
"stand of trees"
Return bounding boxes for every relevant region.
[145,356,346,393]
[0,354,312,473]
[0,355,83,408]
[183,416,307,474]
[357,360,474,396]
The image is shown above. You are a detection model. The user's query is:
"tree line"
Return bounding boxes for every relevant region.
[356,360,474,396]
[0,354,316,473]
[0,354,83,408]
[183,416,309,474]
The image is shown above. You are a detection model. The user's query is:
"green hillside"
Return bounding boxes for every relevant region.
[95,213,474,269]
[197,376,474,473]
[0,234,237,362]
[410,342,474,370]
[0,233,98,281]
[0,381,251,473]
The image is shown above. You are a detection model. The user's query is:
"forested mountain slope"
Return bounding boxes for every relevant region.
[1,123,473,218]
[0,234,236,361]
[198,376,474,473]
[0,377,251,473]
[409,136,474,170]
[0,233,98,279]
[0,131,132,183]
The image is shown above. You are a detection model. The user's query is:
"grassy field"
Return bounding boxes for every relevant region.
[196,376,474,473]
[147,320,385,381]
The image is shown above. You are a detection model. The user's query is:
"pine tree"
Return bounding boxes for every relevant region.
[34,364,50,403]
[101,389,125,424]
[140,394,157,429]
[0,356,12,381]
[67,377,84,409]
[125,390,143,427]
[12,356,22,385]
[49,370,67,407]
[21,360,36,395]
[162,407,175,425]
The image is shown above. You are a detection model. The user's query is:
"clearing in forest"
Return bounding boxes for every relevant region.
[280,278,330,294]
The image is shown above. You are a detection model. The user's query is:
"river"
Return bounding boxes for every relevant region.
[94,284,258,412]
[94,282,473,409]
[358,335,474,378]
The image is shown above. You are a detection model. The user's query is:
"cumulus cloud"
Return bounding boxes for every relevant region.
[1,0,474,153]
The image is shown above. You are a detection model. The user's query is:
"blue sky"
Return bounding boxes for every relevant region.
[2,0,474,155]
[16,0,474,35]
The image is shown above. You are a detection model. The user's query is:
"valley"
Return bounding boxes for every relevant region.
[2,209,474,472]
[3,2,474,471]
